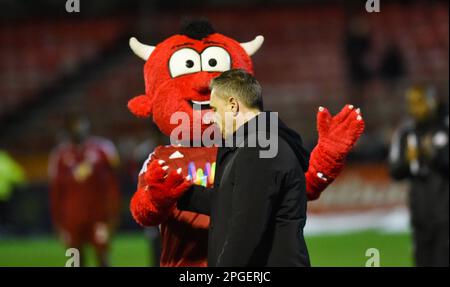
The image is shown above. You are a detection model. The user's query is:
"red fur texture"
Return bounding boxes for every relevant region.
[130,159,192,226]
[128,95,153,118]
[128,33,253,137]
[306,105,365,200]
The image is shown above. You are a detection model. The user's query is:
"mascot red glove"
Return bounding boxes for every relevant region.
[130,160,192,226]
[128,20,364,267]
[306,105,365,199]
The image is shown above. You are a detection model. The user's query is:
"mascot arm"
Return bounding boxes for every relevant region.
[305,105,365,201]
[130,156,191,227]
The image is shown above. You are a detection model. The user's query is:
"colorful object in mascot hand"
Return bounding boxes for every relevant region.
[128,20,365,267]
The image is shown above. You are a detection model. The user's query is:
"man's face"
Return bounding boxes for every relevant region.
[210,89,233,138]
[406,88,434,122]
[67,118,90,144]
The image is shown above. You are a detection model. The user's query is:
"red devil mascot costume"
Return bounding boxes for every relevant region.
[128,20,365,267]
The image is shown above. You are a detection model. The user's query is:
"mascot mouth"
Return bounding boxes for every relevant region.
[189,100,211,110]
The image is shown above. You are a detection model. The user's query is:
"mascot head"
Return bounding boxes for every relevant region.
[128,20,264,140]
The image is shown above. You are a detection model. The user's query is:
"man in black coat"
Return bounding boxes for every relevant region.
[178,69,310,267]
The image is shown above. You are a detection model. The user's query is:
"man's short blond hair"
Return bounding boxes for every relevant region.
[210,69,263,110]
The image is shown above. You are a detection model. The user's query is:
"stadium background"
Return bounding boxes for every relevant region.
[0,0,448,266]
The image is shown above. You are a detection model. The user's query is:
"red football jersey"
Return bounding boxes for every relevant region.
[48,137,121,246]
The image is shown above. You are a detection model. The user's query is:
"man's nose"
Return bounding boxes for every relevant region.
[211,114,217,124]
[202,110,216,125]
[212,114,222,125]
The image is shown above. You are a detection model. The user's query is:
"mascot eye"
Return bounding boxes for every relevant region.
[186,60,195,68]
[169,48,201,77]
[201,46,231,72]
[208,59,217,67]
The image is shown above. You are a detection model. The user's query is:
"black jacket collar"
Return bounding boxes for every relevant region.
[219,111,310,171]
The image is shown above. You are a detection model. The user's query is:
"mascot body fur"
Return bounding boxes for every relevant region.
[128,21,365,267]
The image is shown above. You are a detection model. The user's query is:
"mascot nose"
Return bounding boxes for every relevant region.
[192,71,221,95]
[196,86,210,95]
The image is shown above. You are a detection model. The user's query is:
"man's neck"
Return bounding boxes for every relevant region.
[226,109,262,139]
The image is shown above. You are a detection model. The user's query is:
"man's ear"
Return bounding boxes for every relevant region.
[228,97,239,115]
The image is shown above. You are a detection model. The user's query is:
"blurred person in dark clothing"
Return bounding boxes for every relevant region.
[379,43,405,84]
[48,115,121,266]
[345,16,372,85]
[344,15,373,108]
[389,85,449,267]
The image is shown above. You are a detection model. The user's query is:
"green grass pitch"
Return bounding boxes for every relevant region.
[0,230,413,267]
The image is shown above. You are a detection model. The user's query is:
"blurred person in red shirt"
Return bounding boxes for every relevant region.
[48,115,121,266]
